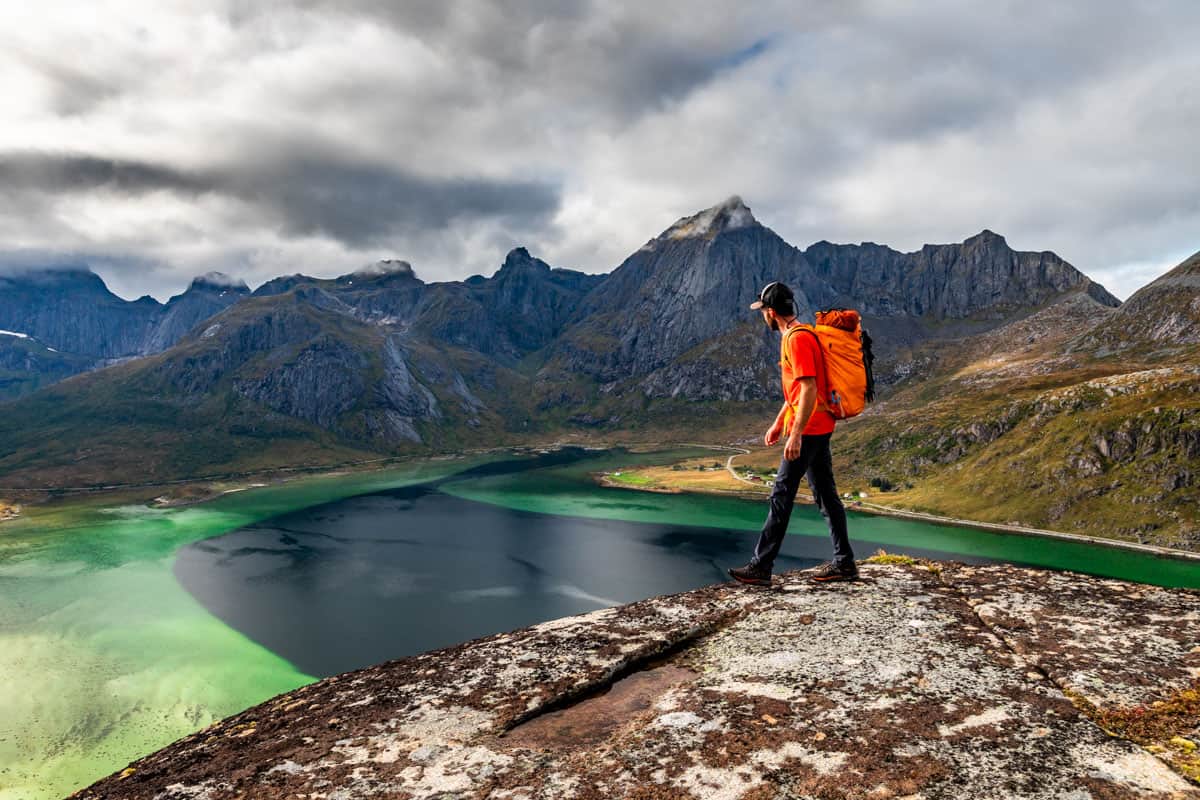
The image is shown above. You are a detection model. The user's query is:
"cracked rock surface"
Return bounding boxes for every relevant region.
[69,563,1200,799]
[940,563,1200,709]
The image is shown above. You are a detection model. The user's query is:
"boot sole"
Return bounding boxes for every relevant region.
[728,571,772,586]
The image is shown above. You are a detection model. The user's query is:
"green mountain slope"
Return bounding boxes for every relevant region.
[829,274,1200,550]
[0,291,532,489]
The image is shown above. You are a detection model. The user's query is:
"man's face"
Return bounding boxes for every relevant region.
[761,308,779,332]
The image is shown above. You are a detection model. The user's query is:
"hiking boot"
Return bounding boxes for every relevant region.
[810,560,859,582]
[728,563,772,586]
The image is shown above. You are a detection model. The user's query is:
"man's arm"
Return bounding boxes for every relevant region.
[768,381,815,438]
[787,381,816,438]
[784,377,817,459]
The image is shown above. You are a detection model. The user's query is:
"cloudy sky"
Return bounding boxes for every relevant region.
[1,1,1197,301]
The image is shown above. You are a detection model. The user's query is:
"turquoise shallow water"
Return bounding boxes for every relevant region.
[0,457,486,800]
[2,446,1197,799]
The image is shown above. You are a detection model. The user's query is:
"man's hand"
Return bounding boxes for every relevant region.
[764,422,783,447]
[784,431,801,461]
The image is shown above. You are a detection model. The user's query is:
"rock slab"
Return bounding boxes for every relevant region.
[69,563,1200,799]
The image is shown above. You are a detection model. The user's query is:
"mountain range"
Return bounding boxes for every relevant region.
[0,197,1195,548]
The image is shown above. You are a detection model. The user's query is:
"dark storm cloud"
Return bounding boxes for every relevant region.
[224,153,561,246]
[0,153,209,195]
[0,149,560,248]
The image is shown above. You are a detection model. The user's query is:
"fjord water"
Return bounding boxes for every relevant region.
[3,447,1198,799]
[179,446,1200,676]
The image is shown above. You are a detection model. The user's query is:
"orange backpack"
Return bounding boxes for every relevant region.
[782,309,876,420]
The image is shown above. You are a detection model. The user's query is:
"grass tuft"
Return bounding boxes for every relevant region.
[864,549,918,566]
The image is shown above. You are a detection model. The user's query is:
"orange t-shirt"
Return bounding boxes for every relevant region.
[780,325,836,436]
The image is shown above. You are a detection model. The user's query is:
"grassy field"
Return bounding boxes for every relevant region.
[600,457,767,495]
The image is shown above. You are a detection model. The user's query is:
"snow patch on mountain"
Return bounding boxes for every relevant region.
[0,329,30,339]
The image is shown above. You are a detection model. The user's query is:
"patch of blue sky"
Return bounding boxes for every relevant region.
[715,36,776,72]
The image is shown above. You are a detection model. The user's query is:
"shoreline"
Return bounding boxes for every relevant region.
[851,501,1200,562]
[0,440,707,522]
[595,446,1200,563]
[0,439,676,497]
[5,439,1199,563]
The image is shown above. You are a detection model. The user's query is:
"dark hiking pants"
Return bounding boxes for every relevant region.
[750,432,853,573]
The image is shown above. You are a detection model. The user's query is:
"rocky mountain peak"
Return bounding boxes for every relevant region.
[662,195,758,241]
[963,229,1007,247]
[187,271,250,294]
[0,265,165,360]
[497,247,550,276]
[0,264,108,291]
[1091,249,1200,348]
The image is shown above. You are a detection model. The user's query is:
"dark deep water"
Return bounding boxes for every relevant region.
[173,449,997,677]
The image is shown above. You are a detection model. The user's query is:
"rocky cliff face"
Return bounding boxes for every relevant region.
[67,561,1200,799]
[0,267,162,360]
[410,249,604,359]
[467,247,601,354]
[141,272,251,355]
[545,197,835,392]
[540,199,1118,406]
[0,267,250,391]
[132,292,474,449]
[252,251,603,362]
[829,259,1200,549]
[807,229,1119,321]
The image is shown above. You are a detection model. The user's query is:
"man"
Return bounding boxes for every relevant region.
[728,281,858,585]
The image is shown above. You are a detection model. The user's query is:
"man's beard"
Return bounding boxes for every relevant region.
[768,316,779,332]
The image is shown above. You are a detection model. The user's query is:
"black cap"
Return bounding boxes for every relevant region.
[750,281,794,312]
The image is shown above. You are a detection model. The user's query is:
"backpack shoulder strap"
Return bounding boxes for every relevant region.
[781,323,819,369]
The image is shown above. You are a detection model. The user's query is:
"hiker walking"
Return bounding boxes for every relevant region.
[729,281,869,585]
